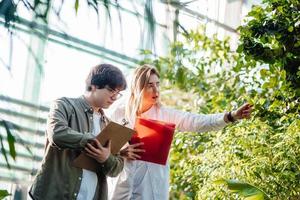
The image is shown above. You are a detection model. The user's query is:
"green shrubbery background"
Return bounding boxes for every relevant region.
[141,0,299,199]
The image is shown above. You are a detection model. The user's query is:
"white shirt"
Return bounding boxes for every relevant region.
[77,112,101,200]
[108,105,227,200]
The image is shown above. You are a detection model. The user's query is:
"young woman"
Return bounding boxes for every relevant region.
[108,64,252,200]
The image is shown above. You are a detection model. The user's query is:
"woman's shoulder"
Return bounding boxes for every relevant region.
[110,103,126,120]
[158,105,177,113]
[150,105,178,118]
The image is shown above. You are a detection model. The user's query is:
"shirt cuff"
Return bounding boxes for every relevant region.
[79,132,95,147]
[217,112,227,127]
[101,154,115,169]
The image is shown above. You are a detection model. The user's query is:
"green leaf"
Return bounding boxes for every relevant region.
[139,49,153,55]
[215,179,268,199]
[0,132,10,169]
[75,0,79,14]
[245,193,264,200]
[258,98,266,105]
[269,77,277,88]
[288,26,293,32]
[2,120,16,160]
[236,45,244,53]
[176,67,185,87]
[262,82,269,89]
[0,190,11,199]
[260,69,268,78]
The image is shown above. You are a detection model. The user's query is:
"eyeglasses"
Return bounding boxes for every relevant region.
[104,85,123,99]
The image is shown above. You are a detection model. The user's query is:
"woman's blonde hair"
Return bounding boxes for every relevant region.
[125,64,160,121]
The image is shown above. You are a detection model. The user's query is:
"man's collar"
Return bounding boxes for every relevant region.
[79,95,105,115]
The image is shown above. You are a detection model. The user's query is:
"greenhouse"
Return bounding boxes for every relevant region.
[0,0,299,199]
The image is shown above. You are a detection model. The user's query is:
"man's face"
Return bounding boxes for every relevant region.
[91,85,122,109]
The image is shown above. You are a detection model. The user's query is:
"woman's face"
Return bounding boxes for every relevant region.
[142,74,160,105]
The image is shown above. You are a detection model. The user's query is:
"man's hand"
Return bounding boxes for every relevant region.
[232,103,253,120]
[85,139,111,163]
[120,142,145,160]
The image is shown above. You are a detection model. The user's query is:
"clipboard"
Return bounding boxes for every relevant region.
[130,117,175,165]
[72,121,135,172]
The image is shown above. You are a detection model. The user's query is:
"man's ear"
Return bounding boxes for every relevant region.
[90,85,97,91]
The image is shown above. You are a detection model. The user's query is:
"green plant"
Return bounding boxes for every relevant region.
[0,120,15,200]
[237,0,300,91]
[140,7,299,198]
[0,190,10,200]
[0,119,16,169]
[0,118,34,198]
[215,179,269,200]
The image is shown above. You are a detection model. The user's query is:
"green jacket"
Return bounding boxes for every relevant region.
[29,96,124,200]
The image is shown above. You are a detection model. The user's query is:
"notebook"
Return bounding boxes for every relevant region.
[72,121,135,172]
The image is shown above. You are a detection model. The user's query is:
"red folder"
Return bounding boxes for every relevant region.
[130,117,176,165]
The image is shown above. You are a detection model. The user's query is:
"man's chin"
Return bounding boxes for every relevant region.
[103,103,113,108]
[102,105,110,109]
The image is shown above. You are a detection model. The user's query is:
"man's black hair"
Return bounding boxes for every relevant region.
[85,64,127,91]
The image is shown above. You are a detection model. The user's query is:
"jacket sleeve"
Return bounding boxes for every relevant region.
[47,98,94,149]
[164,107,227,133]
[96,154,124,177]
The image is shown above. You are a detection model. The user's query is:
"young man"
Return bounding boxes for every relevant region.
[29,64,127,200]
